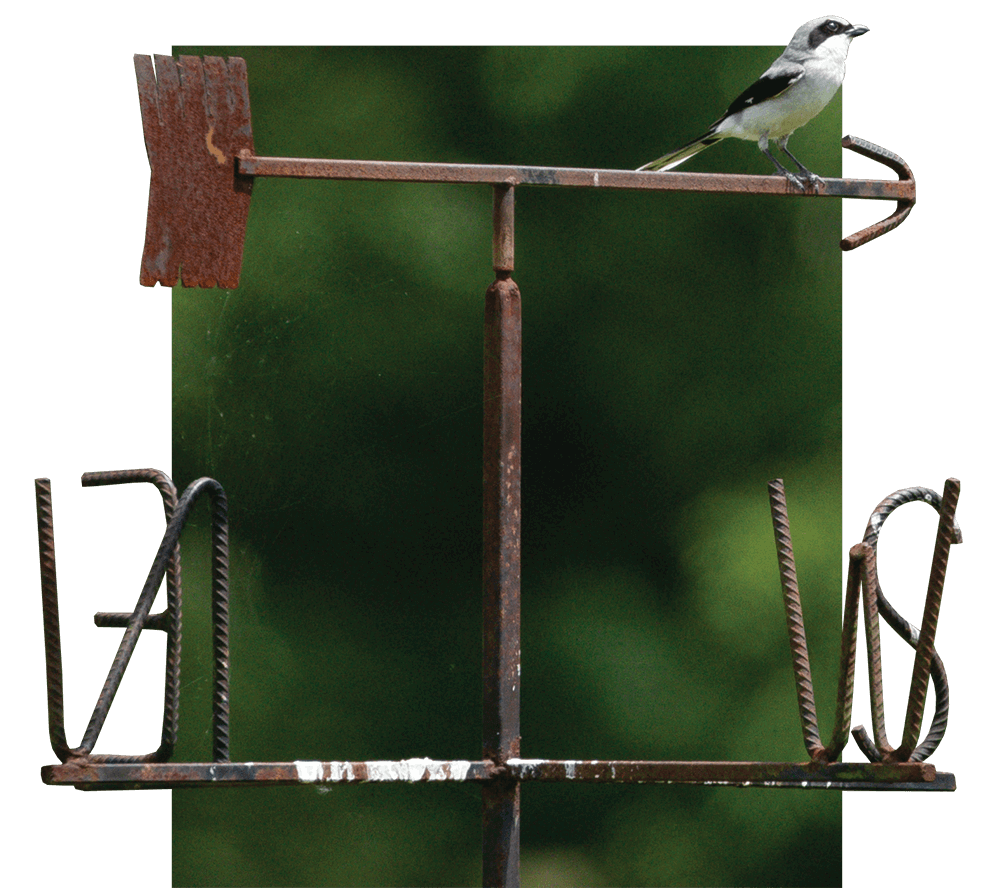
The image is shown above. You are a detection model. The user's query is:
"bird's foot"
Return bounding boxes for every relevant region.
[778,169,807,191]
[801,170,823,191]
[777,169,822,192]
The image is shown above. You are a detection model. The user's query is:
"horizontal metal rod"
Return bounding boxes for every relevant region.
[236,155,912,202]
[42,758,953,791]
[507,759,947,789]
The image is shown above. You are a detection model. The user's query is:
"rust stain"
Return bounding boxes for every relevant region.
[205,125,227,165]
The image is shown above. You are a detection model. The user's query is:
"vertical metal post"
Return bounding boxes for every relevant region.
[482,182,521,888]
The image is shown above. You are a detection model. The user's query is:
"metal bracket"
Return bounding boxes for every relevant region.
[838,135,916,250]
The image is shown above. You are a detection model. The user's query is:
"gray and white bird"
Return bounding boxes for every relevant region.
[637,16,869,188]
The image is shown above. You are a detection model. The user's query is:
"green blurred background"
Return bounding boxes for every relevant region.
[171,46,843,886]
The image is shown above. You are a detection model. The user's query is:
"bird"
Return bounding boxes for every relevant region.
[637,16,869,189]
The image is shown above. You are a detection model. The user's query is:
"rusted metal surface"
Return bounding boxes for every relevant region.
[43,759,497,790]
[482,183,522,888]
[35,478,70,761]
[858,537,890,758]
[135,55,253,288]
[36,469,180,763]
[35,471,232,764]
[36,467,959,888]
[770,478,961,767]
[42,758,953,791]
[231,148,914,273]
[86,469,182,762]
[491,184,515,273]
[895,480,958,760]
[827,544,863,760]
[236,153,912,200]
[29,53,942,886]
[839,135,916,250]
[507,759,949,789]
[34,468,963,782]
[852,481,960,763]
[768,479,824,760]
[134,53,916,289]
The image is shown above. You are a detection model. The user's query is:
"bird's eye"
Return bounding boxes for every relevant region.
[824,20,840,32]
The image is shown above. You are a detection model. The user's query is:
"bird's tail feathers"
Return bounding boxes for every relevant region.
[637,133,723,172]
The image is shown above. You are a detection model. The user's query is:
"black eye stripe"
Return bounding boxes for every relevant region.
[809,20,846,47]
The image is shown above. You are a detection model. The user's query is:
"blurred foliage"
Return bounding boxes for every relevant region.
[171,46,843,886]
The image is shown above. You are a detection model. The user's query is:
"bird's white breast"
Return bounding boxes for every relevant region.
[720,53,847,142]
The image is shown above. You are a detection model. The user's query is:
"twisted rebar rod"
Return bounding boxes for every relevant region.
[83,469,181,763]
[35,472,232,764]
[852,480,960,762]
[767,479,823,760]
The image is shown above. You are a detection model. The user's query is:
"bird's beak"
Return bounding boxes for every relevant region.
[846,24,869,38]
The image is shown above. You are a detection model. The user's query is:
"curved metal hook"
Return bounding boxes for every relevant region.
[839,135,916,251]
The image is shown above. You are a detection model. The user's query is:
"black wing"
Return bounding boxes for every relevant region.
[719,69,803,119]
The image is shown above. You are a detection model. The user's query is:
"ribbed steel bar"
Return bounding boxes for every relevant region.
[35,472,182,763]
[35,479,72,762]
[81,469,181,764]
[206,481,232,763]
[857,537,890,759]
[767,479,823,759]
[34,473,231,763]
[823,543,865,761]
[894,479,960,760]
[839,135,915,249]
[853,483,961,762]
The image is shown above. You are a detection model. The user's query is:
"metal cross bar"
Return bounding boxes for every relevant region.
[42,758,952,792]
[231,136,911,253]
[134,54,915,290]
[234,142,911,200]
